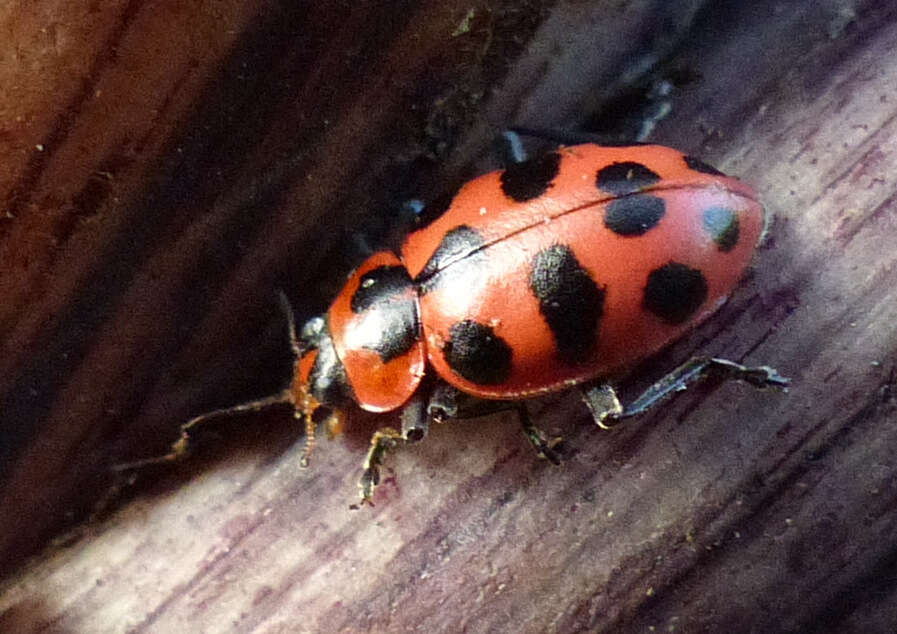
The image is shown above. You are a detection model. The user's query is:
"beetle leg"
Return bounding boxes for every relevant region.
[428,382,563,463]
[496,130,529,165]
[582,356,790,429]
[580,384,624,430]
[426,381,512,421]
[400,389,430,442]
[516,404,562,465]
[357,427,404,506]
[356,388,431,506]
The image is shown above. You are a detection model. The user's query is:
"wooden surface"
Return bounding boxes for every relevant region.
[3,1,897,632]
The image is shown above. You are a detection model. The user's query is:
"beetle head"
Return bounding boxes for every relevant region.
[291,315,351,446]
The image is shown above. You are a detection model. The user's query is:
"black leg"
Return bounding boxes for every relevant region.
[516,404,562,465]
[427,383,561,464]
[582,356,789,429]
[429,382,562,464]
[355,384,432,506]
[355,427,404,507]
[495,130,529,165]
[354,380,569,505]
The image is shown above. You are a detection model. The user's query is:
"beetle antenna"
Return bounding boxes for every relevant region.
[277,290,302,357]
[112,390,294,471]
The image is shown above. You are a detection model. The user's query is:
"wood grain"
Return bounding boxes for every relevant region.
[2,1,897,632]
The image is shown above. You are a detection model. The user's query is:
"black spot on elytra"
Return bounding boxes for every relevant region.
[500,151,561,202]
[702,206,740,252]
[643,262,708,325]
[415,225,486,291]
[351,266,413,313]
[529,244,605,364]
[349,265,420,363]
[365,299,419,363]
[604,195,665,236]
[595,161,661,196]
[684,155,726,176]
[444,320,512,385]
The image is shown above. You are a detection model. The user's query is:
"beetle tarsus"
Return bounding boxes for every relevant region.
[358,427,404,505]
[518,405,563,465]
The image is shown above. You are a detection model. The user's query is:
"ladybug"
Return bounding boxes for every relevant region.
[120,142,788,505]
